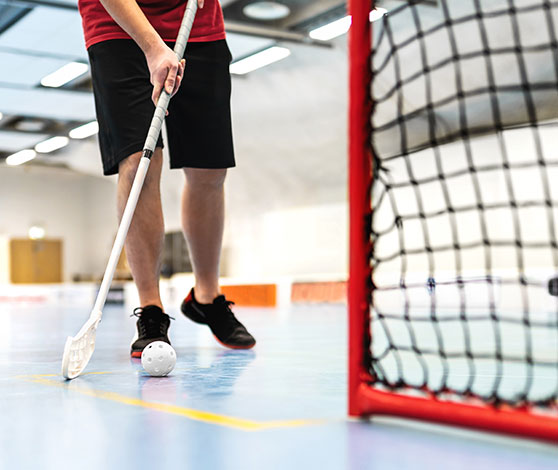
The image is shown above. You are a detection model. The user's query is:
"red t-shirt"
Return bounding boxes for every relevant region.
[78,0,226,49]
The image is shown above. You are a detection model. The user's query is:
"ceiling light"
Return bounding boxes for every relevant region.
[230,46,290,75]
[41,62,89,88]
[309,8,387,41]
[6,149,36,166]
[309,16,351,41]
[243,1,290,20]
[35,136,70,153]
[369,8,388,22]
[28,226,46,240]
[69,121,99,139]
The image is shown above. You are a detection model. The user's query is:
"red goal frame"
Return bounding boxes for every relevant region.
[347,0,558,443]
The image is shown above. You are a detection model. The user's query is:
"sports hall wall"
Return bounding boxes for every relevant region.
[0,38,348,283]
[2,33,554,284]
[160,38,349,278]
[0,165,117,282]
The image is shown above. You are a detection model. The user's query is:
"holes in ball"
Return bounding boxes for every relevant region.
[147,357,152,363]
[159,356,164,361]
[158,344,164,349]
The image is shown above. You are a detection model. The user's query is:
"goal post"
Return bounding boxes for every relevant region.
[348,0,558,442]
[348,0,374,417]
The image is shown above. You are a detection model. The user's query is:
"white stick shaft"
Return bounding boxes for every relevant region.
[92,156,150,314]
[90,0,198,317]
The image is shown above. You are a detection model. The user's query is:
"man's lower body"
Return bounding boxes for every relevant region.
[88,38,255,355]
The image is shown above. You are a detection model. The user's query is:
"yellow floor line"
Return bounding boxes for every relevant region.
[18,374,322,431]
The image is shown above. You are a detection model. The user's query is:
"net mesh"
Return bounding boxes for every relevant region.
[369,0,558,409]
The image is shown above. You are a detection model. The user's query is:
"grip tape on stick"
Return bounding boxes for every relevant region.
[143,0,198,154]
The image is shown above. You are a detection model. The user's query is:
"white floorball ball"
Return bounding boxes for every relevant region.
[141,341,176,377]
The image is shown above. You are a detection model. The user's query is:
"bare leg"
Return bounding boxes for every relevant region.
[181,168,227,304]
[118,149,164,308]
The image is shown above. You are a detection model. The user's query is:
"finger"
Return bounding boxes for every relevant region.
[177,59,185,79]
[151,70,165,105]
[171,61,185,97]
[178,62,185,81]
[172,74,182,97]
[165,63,178,95]
[152,84,161,106]
[152,79,164,104]
[198,0,204,8]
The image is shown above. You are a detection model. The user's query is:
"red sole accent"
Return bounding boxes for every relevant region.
[214,335,255,350]
[131,351,142,358]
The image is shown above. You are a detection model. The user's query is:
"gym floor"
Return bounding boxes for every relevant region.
[1,298,557,470]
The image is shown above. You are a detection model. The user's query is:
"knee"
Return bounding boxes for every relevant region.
[118,152,142,185]
[119,150,162,187]
[183,168,227,190]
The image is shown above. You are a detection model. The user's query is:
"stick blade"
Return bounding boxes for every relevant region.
[61,310,102,379]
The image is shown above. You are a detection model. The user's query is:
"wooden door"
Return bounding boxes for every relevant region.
[9,239,62,283]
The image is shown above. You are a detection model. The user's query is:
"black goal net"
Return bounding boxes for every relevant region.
[369,0,558,408]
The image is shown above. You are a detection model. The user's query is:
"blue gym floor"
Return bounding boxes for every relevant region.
[0,299,556,470]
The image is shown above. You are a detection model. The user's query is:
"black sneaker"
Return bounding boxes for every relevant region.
[130,305,172,357]
[181,289,256,349]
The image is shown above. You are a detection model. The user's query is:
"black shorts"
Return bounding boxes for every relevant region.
[88,39,235,175]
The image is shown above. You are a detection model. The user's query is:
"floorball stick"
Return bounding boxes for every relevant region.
[62,0,198,379]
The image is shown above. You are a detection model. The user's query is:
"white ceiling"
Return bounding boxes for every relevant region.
[2,0,557,163]
[227,32,274,59]
[0,4,276,65]
[0,130,49,152]
[0,51,70,87]
[0,87,95,121]
[0,7,87,61]
[0,3,283,156]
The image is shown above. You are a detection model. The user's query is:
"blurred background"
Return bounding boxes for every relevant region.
[2,1,557,462]
[0,0,354,306]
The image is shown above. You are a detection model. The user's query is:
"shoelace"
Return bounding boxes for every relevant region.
[215,298,242,330]
[131,307,174,337]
